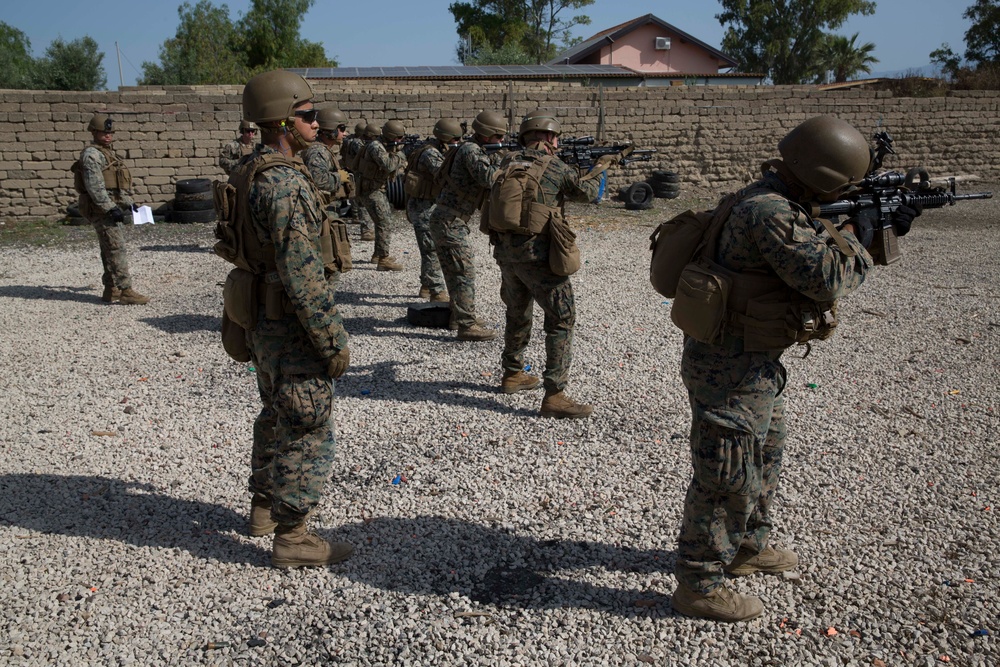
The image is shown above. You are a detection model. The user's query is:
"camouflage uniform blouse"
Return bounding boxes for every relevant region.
[434,141,499,218]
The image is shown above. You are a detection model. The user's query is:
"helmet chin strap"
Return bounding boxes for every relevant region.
[279,119,311,154]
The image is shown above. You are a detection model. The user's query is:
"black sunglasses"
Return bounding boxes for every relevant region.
[293,109,319,123]
[337,124,347,132]
[241,128,257,134]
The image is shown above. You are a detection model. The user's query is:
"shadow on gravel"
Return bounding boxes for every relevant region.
[340,360,536,416]
[141,314,221,333]
[340,315,449,341]
[336,516,676,616]
[335,288,430,309]
[0,474,268,566]
[139,243,213,253]
[0,284,99,304]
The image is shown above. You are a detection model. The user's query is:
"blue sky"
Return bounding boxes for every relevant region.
[3,1,974,87]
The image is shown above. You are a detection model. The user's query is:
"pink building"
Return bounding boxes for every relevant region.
[549,14,753,85]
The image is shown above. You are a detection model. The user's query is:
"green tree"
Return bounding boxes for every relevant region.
[818,33,878,83]
[717,0,876,84]
[450,0,594,65]
[465,41,535,65]
[963,0,1000,65]
[35,37,107,90]
[239,0,335,72]
[930,43,962,80]
[140,1,247,85]
[0,22,36,89]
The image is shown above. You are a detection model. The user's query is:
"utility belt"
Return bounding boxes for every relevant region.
[434,203,473,224]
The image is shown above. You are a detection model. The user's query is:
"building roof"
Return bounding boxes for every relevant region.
[548,13,738,69]
[288,65,638,81]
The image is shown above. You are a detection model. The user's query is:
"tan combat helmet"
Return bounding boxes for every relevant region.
[316,107,348,132]
[363,123,381,139]
[354,121,368,136]
[518,109,560,144]
[239,119,258,131]
[382,120,406,141]
[433,118,463,142]
[471,110,507,139]
[778,116,871,195]
[88,113,113,132]
[242,70,314,123]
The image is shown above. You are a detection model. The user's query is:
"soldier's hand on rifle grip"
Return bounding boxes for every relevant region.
[842,216,874,248]
[891,203,922,237]
[327,347,350,379]
[109,207,125,223]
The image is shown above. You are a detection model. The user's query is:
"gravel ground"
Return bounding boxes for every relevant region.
[1,185,998,666]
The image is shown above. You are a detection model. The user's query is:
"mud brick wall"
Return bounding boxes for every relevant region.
[1,81,998,220]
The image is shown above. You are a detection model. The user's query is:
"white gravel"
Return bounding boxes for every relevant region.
[1,190,998,666]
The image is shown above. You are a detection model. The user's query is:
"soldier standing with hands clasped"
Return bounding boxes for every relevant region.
[219,120,258,175]
[485,109,615,418]
[669,116,921,621]
[224,70,353,568]
[72,113,150,305]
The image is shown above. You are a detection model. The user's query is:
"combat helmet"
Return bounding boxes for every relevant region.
[354,121,368,136]
[471,110,507,139]
[363,123,381,139]
[88,113,113,133]
[433,118,463,142]
[242,70,314,123]
[239,119,258,131]
[518,109,560,144]
[382,120,406,141]
[778,116,871,195]
[316,107,348,131]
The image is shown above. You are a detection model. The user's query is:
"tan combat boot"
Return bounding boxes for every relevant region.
[249,494,277,537]
[360,229,375,242]
[725,546,799,577]
[101,286,121,303]
[271,523,354,569]
[429,291,450,303]
[418,286,431,299]
[672,583,763,622]
[376,256,404,272]
[119,288,150,305]
[501,370,540,394]
[457,324,497,341]
[540,391,593,419]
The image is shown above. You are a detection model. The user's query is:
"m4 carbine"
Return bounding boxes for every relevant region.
[557,136,657,172]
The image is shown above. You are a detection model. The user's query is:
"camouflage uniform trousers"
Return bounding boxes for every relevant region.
[351,195,372,235]
[246,317,337,526]
[359,189,393,258]
[428,206,478,329]
[498,259,574,393]
[675,335,787,594]
[91,213,132,290]
[405,197,446,294]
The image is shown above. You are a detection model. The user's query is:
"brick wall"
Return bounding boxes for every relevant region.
[2,80,998,220]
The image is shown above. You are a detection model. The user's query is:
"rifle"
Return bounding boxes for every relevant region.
[397,134,423,156]
[557,136,657,171]
[481,141,520,154]
[815,130,992,265]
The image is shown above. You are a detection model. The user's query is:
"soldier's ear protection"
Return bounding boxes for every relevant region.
[104,118,113,131]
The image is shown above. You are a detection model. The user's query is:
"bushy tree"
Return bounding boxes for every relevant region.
[0,22,36,89]
[239,0,334,72]
[35,37,107,91]
[717,0,876,84]
[963,0,1000,66]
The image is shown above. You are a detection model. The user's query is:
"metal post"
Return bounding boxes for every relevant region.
[115,42,124,89]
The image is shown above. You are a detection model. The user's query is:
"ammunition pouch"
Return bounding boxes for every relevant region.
[547,212,580,276]
[670,261,732,344]
[220,309,251,363]
[321,217,352,273]
[336,170,354,199]
[223,267,258,331]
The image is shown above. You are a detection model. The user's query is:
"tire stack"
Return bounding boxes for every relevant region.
[647,170,681,199]
[171,178,216,224]
[620,182,654,211]
[386,174,406,210]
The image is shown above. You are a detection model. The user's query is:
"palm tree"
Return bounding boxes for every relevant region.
[819,33,879,83]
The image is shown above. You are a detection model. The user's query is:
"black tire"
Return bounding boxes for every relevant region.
[171,208,216,224]
[174,190,214,203]
[173,197,216,212]
[153,214,167,223]
[66,216,89,226]
[67,204,81,217]
[386,175,406,210]
[652,184,681,199]
[624,182,654,207]
[406,303,451,328]
[650,170,680,184]
[625,199,655,211]
[175,178,212,194]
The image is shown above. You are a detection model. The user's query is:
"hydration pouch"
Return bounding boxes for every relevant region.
[670,262,731,344]
[223,268,258,332]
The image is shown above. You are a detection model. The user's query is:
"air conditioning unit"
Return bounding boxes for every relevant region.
[655,37,671,50]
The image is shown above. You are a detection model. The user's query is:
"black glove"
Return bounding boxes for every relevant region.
[109,207,125,223]
[891,202,922,237]
[131,203,140,212]
[846,216,874,248]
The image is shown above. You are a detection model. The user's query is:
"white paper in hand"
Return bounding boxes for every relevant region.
[132,205,154,225]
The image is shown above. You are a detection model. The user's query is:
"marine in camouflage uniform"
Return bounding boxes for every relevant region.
[239,69,353,568]
[356,121,407,270]
[429,110,508,341]
[75,113,149,305]
[404,118,461,299]
[488,110,608,418]
[341,124,373,240]
[218,120,257,175]
[670,116,921,622]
